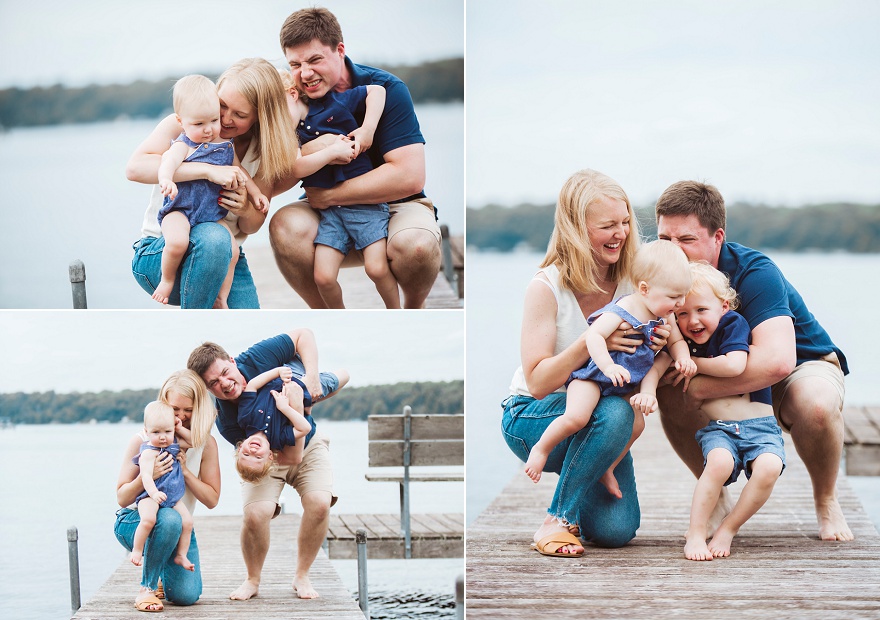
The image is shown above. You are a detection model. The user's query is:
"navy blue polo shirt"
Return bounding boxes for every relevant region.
[237,376,316,451]
[685,311,771,405]
[717,243,848,374]
[298,86,373,188]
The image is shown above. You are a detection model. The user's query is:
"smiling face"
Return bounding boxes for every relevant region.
[216,82,256,140]
[587,195,631,270]
[284,39,346,99]
[201,357,247,401]
[676,284,730,344]
[165,390,195,429]
[236,433,274,481]
[657,214,725,266]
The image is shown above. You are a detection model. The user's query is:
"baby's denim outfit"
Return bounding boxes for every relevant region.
[158,133,233,227]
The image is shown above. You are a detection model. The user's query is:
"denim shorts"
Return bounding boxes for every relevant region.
[695,416,786,486]
[315,203,390,253]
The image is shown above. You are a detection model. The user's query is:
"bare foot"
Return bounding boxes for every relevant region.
[129,550,143,567]
[599,469,622,499]
[707,487,733,537]
[684,531,713,561]
[230,578,260,600]
[533,516,584,556]
[816,496,854,541]
[174,553,195,571]
[524,448,548,483]
[707,525,735,558]
[294,575,320,599]
[152,280,173,305]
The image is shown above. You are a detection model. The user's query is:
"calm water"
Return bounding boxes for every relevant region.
[0,420,463,620]
[466,250,880,524]
[0,103,463,309]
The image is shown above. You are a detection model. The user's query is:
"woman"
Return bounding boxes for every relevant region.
[115,370,221,612]
[501,169,668,557]
[126,58,299,308]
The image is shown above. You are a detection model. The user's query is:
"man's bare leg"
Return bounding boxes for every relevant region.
[778,378,853,541]
[230,501,276,600]
[656,385,732,533]
[269,205,328,308]
[293,491,333,599]
[386,228,440,309]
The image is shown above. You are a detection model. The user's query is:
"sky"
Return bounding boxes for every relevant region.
[0,0,463,88]
[467,0,880,208]
[0,311,464,393]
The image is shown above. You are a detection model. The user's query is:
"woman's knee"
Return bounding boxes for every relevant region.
[591,522,638,548]
[592,397,635,437]
[150,508,183,547]
[190,223,234,260]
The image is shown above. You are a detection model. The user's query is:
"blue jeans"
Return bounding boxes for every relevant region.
[131,222,260,308]
[501,393,640,548]
[114,508,202,605]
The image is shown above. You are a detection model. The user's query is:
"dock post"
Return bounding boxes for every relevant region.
[356,528,369,619]
[69,260,87,309]
[67,527,81,615]
[454,573,464,620]
[402,405,412,559]
[440,225,458,291]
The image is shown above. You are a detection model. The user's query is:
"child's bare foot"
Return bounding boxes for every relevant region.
[174,553,195,571]
[524,449,548,482]
[129,550,143,566]
[152,280,173,305]
[707,525,735,558]
[599,469,622,499]
[684,532,713,561]
[816,496,854,541]
[212,297,229,309]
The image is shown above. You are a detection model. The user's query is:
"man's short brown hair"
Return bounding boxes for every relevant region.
[655,180,727,233]
[280,7,343,51]
[187,342,230,378]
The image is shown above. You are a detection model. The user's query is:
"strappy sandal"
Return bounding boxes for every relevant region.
[134,590,164,612]
[530,531,585,557]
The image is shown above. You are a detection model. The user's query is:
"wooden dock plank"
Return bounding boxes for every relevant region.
[466,414,880,619]
[246,243,462,309]
[74,514,364,619]
[327,513,463,560]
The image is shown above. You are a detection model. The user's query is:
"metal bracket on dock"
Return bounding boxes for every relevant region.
[356,528,369,619]
[68,526,81,615]
[69,260,87,309]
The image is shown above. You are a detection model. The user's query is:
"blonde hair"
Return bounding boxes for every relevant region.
[172,74,218,116]
[159,370,215,449]
[216,58,298,186]
[234,442,274,483]
[143,401,174,429]
[688,261,739,310]
[629,239,692,292]
[541,169,640,293]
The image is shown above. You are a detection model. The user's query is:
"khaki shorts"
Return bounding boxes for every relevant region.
[240,432,337,517]
[771,352,846,432]
[284,196,441,267]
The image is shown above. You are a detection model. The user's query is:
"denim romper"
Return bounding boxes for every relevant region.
[158,133,234,227]
[133,441,185,508]
[568,300,664,397]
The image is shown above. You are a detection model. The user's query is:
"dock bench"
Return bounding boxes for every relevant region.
[326,406,464,559]
[843,405,880,475]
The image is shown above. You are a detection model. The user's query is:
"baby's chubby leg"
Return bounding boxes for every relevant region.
[213,219,239,309]
[172,503,195,571]
[155,212,191,304]
[524,380,601,482]
[130,498,160,566]
[685,448,734,561]
[600,407,645,499]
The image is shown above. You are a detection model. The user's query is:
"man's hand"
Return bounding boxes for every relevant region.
[302,372,323,401]
[302,185,337,210]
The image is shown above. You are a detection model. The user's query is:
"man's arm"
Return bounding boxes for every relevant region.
[685,315,796,400]
[288,328,322,399]
[303,142,425,209]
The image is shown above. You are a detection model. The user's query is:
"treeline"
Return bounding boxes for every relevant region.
[0,57,463,129]
[0,380,463,425]
[467,202,880,253]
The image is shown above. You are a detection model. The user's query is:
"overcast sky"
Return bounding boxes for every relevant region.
[467,0,880,208]
[0,0,463,88]
[0,311,463,393]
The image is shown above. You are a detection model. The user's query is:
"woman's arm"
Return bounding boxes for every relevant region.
[180,436,221,509]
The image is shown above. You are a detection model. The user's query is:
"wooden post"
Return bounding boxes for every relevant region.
[455,573,464,620]
[440,225,458,292]
[67,527,81,615]
[69,260,87,309]
[356,528,369,619]
[402,405,412,559]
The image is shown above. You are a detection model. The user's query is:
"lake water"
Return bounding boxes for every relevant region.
[466,249,880,526]
[0,103,463,309]
[0,420,463,620]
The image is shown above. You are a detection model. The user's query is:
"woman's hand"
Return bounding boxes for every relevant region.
[218,185,248,216]
[649,324,670,352]
[607,323,640,354]
[152,450,174,480]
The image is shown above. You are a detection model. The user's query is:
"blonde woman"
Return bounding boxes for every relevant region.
[114,370,220,612]
[502,169,670,557]
[127,58,299,308]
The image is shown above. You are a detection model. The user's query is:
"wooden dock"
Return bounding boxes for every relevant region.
[466,414,880,618]
[844,405,880,475]
[74,514,364,619]
[326,512,464,559]
[246,243,463,309]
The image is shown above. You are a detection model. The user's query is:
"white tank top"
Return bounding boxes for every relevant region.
[508,264,632,397]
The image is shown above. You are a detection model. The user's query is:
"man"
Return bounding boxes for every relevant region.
[187,328,349,600]
[270,7,442,309]
[654,180,852,542]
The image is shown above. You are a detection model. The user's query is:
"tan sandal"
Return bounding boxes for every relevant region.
[530,531,584,557]
[134,590,164,612]
[155,580,164,600]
